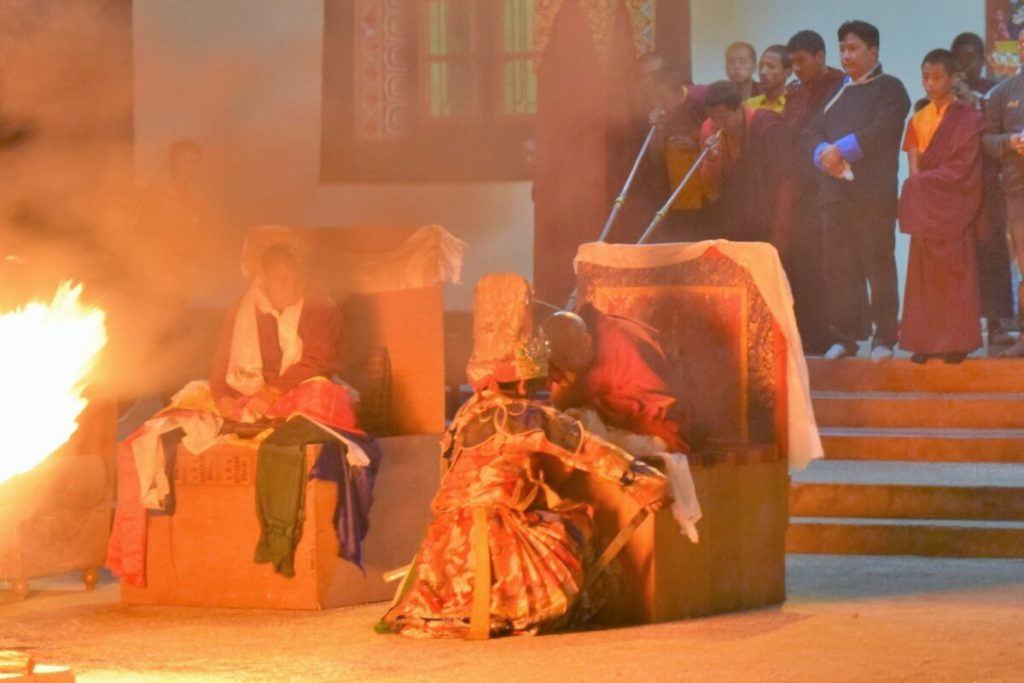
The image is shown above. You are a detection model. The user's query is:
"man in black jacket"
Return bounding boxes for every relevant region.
[983,30,1024,357]
[807,20,910,362]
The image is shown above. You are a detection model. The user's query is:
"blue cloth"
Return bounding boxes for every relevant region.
[814,134,863,170]
[309,432,382,572]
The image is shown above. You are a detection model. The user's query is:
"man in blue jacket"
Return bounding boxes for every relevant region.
[807,20,910,362]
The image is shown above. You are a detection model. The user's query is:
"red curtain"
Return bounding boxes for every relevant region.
[532,0,637,306]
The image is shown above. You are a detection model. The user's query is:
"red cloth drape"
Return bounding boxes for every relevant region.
[533,1,636,305]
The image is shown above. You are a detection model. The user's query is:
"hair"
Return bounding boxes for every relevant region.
[951,32,985,54]
[260,242,301,273]
[913,97,931,113]
[922,48,957,76]
[726,41,757,62]
[168,139,201,158]
[838,20,880,50]
[763,44,791,69]
[704,80,744,110]
[787,30,826,56]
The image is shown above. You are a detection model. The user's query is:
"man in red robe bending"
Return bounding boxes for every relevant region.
[898,49,983,364]
[543,304,690,453]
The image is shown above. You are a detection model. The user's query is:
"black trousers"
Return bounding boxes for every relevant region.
[822,200,900,350]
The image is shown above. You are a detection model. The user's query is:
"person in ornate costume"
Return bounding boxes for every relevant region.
[379,274,670,639]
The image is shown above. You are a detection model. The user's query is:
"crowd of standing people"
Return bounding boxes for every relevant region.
[630,20,1024,363]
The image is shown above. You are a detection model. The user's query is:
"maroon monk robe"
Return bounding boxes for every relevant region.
[898,101,983,354]
[550,304,690,453]
[699,107,796,248]
[210,285,343,402]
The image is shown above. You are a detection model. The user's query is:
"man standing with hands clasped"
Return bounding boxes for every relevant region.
[807,20,910,362]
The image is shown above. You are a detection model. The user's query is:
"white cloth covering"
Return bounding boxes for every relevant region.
[225,284,304,399]
[574,239,824,470]
[572,408,702,543]
[130,381,223,509]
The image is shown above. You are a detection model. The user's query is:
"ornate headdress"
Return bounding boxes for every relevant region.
[465,273,548,387]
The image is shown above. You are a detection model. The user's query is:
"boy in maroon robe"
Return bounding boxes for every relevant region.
[898,49,983,363]
[543,305,690,453]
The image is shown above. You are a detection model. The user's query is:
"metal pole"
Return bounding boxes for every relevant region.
[637,134,717,245]
[596,126,656,244]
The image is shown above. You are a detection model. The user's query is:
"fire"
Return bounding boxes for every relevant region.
[0,282,106,485]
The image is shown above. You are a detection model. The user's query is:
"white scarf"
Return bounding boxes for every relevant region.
[225,283,304,397]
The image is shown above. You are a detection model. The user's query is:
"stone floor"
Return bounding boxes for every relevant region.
[3,555,1024,682]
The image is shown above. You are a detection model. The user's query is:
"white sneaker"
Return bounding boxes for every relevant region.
[824,343,850,360]
[870,345,894,363]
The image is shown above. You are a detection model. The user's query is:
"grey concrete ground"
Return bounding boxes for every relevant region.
[3,555,1024,683]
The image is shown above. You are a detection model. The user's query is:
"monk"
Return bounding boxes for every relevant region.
[782,30,845,354]
[699,80,795,247]
[898,49,983,364]
[381,274,669,639]
[725,41,761,100]
[747,45,792,113]
[210,242,347,423]
[543,304,690,453]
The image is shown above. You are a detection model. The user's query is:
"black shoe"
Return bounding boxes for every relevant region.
[942,352,967,364]
[910,353,930,364]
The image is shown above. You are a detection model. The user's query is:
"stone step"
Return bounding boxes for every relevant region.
[808,357,1024,393]
[790,482,1024,521]
[787,519,1024,558]
[812,391,1024,429]
[819,427,1024,464]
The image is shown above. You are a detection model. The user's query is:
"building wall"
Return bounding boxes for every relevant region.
[134,1,987,310]
[133,0,532,310]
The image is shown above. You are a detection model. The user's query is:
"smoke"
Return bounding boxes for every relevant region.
[0,0,242,399]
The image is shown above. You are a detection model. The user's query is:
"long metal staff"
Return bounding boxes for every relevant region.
[636,130,719,245]
[596,125,656,244]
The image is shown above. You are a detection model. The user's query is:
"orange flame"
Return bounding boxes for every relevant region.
[0,282,106,485]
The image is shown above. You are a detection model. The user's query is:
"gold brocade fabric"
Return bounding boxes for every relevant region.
[534,0,655,64]
[381,390,668,638]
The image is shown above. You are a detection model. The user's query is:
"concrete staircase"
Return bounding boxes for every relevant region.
[787,358,1024,558]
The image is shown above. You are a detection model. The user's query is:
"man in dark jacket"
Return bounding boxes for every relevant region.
[983,30,1024,357]
[807,20,910,362]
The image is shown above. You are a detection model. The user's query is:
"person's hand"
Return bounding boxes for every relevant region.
[820,144,846,177]
[646,494,673,514]
[1011,133,1024,156]
[246,387,281,419]
[703,131,721,159]
[649,107,668,128]
[215,395,240,420]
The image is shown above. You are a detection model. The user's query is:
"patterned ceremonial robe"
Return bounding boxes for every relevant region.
[380,389,667,638]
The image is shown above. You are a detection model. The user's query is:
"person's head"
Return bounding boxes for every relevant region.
[542,312,595,376]
[837,20,880,80]
[704,80,746,135]
[652,67,691,111]
[921,48,958,104]
[167,139,202,189]
[259,243,305,311]
[759,45,792,95]
[725,42,757,85]
[951,32,985,84]
[787,30,828,84]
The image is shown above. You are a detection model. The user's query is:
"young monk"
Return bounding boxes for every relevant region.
[747,45,792,113]
[725,41,761,100]
[898,49,983,364]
